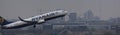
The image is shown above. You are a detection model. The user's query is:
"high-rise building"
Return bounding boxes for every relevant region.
[83,9,100,20]
[83,9,94,20]
[69,12,77,22]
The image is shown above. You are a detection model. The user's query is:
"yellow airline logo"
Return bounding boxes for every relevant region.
[0,18,4,23]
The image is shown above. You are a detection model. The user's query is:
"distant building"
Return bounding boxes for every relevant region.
[69,12,77,22]
[94,16,100,21]
[109,17,120,23]
[83,9,100,21]
[55,16,65,23]
[43,24,53,30]
[83,9,94,20]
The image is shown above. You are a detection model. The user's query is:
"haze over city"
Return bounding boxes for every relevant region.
[0,0,120,20]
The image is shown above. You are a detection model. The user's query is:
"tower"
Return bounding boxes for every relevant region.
[84,9,94,20]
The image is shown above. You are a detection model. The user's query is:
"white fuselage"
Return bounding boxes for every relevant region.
[2,10,67,29]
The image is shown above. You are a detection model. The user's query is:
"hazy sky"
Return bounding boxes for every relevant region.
[0,0,120,20]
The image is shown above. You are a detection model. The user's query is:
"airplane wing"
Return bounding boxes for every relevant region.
[18,17,45,23]
[18,17,45,28]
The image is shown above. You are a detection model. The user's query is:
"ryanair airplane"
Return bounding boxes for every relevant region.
[0,10,67,29]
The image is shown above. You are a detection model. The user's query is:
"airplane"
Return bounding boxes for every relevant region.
[0,10,68,29]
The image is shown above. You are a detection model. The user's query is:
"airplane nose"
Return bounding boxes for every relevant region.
[63,11,68,14]
[64,11,68,13]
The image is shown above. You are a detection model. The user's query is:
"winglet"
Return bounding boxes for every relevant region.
[18,16,37,28]
[18,16,28,22]
[18,17,23,21]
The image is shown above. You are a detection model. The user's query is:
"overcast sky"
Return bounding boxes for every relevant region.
[0,0,120,20]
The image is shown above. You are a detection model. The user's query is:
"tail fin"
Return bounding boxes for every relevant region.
[0,16,8,25]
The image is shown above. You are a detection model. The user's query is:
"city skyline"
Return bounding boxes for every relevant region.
[0,0,120,35]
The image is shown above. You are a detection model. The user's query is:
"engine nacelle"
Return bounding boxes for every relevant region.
[37,19,45,24]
